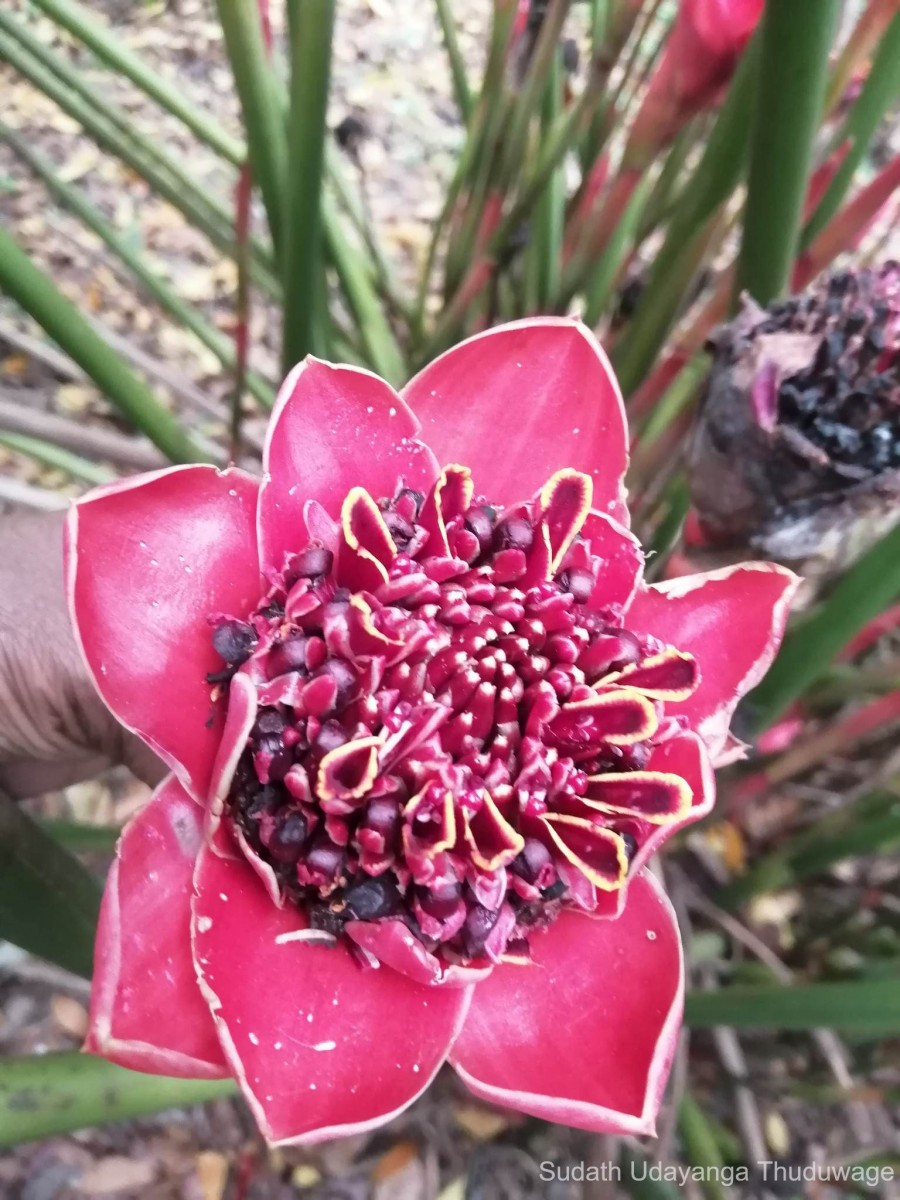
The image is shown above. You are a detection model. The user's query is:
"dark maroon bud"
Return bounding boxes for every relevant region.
[254,709,286,739]
[266,809,309,864]
[305,839,345,882]
[312,658,358,711]
[361,797,402,842]
[619,831,638,861]
[381,509,415,550]
[289,545,334,581]
[462,904,499,958]
[396,487,425,515]
[246,784,280,821]
[268,633,309,676]
[417,880,463,920]
[511,838,553,884]
[464,505,495,553]
[315,719,349,755]
[557,566,594,604]
[344,876,401,920]
[493,516,534,554]
[212,618,257,665]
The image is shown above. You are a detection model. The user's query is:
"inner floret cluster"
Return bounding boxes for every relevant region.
[212,465,699,978]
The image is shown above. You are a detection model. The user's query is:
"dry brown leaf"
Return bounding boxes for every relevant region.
[56,383,98,414]
[58,146,101,184]
[195,1151,229,1200]
[371,1140,418,1182]
[50,994,89,1040]
[453,1103,511,1141]
[1,353,29,378]
[77,1156,157,1194]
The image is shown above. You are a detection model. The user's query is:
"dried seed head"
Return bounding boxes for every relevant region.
[690,263,899,592]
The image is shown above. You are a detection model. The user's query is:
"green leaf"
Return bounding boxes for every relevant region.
[281,0,336,372]
[0,17,278,296]
[215,0,288,255]
[736,0,840,304]
[678,1095,729,1200]
[612,38,759,395]
[802,11,900,249]
[685,980,900,1034]
[0,1052,237,1147]
[435,0,473,123]
[0,792,101,979]
[750,520,900,728]
[0,431,115,486]
[1,123,276,408]
[718,787,900,908]
[29,0,244,164]
[619,1147,684,1200]
[0,227,209,464]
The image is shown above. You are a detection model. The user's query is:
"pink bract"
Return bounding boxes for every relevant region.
[630,0,764,152]
[68,317,798,1144]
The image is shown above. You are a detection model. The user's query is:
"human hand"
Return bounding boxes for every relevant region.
[0,509,166,798]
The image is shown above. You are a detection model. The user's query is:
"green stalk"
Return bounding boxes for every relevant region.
[42,819,121,853]
[612,39,760,394]
[496,0,572,188]
[678,1095,729,1200]
[582,171,653,326]
[0,228,208,463]
[802,12,900,249]
[0,791,101,979]
[323,207,407,384]
[1,125,275,407]
[619,1147,683,1200]
[0,1052,237,1147]
[281,0,336,372]
[720,796,900,909]
[214,0,288,254]
[29,0,244,164]
[0,431,115,485]
[0,22,279,295]
[417,0,517,316]
[530,48,565,310]
[736,0,840,304]
[326,148,414,324]
[750,520,900,729]
[435,0,473,123]
[685,979,900,1034]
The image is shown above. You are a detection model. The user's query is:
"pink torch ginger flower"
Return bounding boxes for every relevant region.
[67,319,797,1144]
[628,0,763,161]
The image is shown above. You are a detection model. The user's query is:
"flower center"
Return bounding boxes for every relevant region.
[211,466,699,978]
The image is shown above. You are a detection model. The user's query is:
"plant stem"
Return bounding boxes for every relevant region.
[0,431,115,485]
[0,227,208,464]
[612,39,759,394]
[802,11,900,249]
[281,0,336,372]
[736,0,840,304]
[750,519,900,729]
[0,20,279,295]
[0,1051,237,1147]
[29,0,244,164]
[435,0,473,123]
[685,979,900,1033]
[1,124,275,407]
[0,791,101,979]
